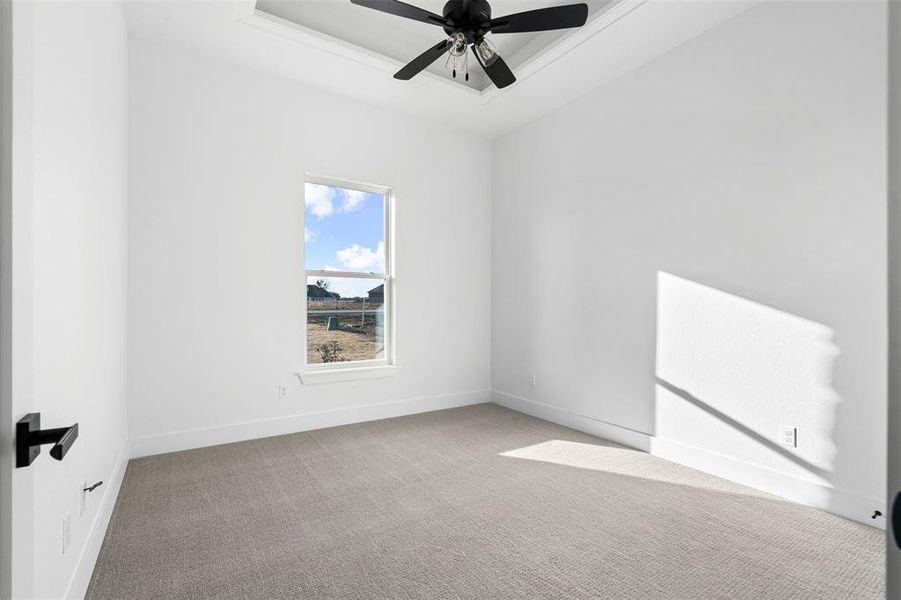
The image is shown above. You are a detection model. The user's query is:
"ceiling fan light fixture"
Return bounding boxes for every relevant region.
[352,0,590,89]
[449,32,467,57]
[475,37,498,68]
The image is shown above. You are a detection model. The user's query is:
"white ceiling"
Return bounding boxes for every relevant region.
[254,0,619,91]
[123,0,759,139]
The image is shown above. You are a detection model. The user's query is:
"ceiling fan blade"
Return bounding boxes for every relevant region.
[395,39,450,80]
[489,4,588,34]
[350,0,449,27]
[472,46,516,89]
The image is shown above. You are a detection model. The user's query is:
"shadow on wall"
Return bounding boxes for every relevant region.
[654,272,839,491]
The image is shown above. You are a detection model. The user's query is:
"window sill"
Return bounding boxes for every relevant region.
[298,364,399,385]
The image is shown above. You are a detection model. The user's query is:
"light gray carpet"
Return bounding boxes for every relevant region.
[86,404,885,599]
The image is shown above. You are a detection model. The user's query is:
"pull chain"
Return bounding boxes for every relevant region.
[465,47,470,82]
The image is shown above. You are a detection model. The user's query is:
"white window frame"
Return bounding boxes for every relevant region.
[300,174,396,383]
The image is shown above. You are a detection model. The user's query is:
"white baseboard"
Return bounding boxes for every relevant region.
[130,389,492,458]
[65,440,131,600]
[648,436,886,529]
[492,391,885,529]
[492,391,652,452]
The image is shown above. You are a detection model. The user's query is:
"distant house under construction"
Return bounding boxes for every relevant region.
[368,284,384,302]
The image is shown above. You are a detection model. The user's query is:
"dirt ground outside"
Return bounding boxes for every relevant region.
[306,322,384,364]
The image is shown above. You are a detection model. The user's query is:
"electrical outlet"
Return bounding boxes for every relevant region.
[278,384,288,400]
[529,375,537,387]
[80,478,87,516]
[780,425,797,448]
[62,513,70,555]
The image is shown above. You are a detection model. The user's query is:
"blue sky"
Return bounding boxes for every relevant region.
[305,182,385,298]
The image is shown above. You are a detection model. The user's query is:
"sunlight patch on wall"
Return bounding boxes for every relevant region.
[655,272,839,485]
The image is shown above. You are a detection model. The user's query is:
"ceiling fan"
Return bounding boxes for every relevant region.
[349,0,589,89]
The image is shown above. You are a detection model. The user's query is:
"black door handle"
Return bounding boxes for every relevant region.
[15,413,79,468]
[893,492,901,549]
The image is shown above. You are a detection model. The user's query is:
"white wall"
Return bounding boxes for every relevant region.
[26,2,130,598]
[492,1,887,525]
[126,40,492,452]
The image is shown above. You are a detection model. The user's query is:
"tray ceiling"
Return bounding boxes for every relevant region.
[123,0,759,138]
[254,0,619,91]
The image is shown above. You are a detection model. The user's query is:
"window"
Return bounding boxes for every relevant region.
[304,176,393,371]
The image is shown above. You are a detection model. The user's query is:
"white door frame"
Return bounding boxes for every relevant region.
[888,0,901,595]
[0,0,11,594]
[0,1,35,598]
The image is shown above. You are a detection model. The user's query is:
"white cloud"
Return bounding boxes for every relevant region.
[335,242,385,272]
[305,184,373,220]
[304,227,313,243]
[313,250,384,298]
[341,190,368,213]
[305,183,334,219]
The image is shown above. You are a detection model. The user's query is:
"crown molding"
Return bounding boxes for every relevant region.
[124,0,759,138]
[233,0,645,105]
[234,0,482,98]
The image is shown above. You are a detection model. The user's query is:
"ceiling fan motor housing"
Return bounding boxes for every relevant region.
[351,0,590,89]
[442,0,492,39]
